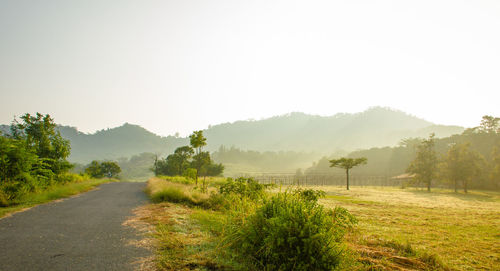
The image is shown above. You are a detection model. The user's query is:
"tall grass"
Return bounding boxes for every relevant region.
[145,177,210,205]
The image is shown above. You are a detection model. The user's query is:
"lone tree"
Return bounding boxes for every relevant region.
[329,157,367,190]
[407,134,437,192]
[189,130,207,155]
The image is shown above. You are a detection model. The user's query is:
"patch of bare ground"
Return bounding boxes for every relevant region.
[124,202,221,271]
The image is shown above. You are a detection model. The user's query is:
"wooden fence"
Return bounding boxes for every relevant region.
[239,174,402,187]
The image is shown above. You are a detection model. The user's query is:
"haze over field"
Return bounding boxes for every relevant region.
[1,0,500,136]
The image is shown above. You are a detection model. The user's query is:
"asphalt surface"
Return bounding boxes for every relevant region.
[0,182,151,271]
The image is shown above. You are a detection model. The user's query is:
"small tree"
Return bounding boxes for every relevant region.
[407,134,437,192]
[85,160,121,179]
[85,160,104,178]
[191,151,211,185]
[100,161,121,178]
[189,130,207,155]
[329,157,367,190]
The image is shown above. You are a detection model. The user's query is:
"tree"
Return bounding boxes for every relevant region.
[0,136,37,183]
[206,163,224,176]
[85,160,104,178]
[191,151,211,185]
[11,113,71,174]
[490,146,500,189]
[85,160,121,178]
[442,142,484,193]
[100,161,121,178]
[329,157,367,190]
[173,146,194,173]
[478,115,499,133]
[189,130,207,155]
[407,134,437,192]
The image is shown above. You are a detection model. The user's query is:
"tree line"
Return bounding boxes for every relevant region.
[407,116,500,192]
[153,130,224,184]
[306,116,500,191]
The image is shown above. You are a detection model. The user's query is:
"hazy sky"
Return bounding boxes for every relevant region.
[1,0,499,136]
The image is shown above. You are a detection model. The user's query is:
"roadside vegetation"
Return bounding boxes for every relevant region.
[0,177,114,218]
[143,176,362,270]
[0,113,119,216]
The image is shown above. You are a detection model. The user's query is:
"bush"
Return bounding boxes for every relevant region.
[218,177,271,200]
[226,190,356,270]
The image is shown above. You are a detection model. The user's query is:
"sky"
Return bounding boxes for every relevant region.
[1,0,499,136]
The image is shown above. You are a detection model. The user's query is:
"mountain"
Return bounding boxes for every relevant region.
[57,123,188,163]
[203,107,463,153]
[1,107,464,164]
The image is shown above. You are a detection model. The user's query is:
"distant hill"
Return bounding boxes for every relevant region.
[57,123,188,163]
[1,107,464,164]
[203,107,463,153]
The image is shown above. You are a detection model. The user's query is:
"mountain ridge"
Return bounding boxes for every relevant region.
[1,107,464,163]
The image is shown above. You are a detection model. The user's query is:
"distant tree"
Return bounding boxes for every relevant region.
[442,142,484,193]
[407,134,437,192]
[478,115,499,133]
[100,161,121,178]
[85,160,104,178]
[490,146,500,189]
[174,146,194,173]
[189,130,207,155]
[85,160,121,178]
[191,151,211,185]
[329,157,367,190]
[206,163,224,176]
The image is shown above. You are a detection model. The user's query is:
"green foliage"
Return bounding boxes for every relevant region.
[407,134,437,191]
[153,131,224,180]
[100,161,121,178]
[189,130,207,155]
[293,188,325,202]
[0,113,79,204]
[85,160,104,178]
[225,190,355,270]
[182,168,197,180]
[11,113,71,174]
[441,142,485,193]
[84,160,121,178]
[218,177,271,200]
[491,146,500,189]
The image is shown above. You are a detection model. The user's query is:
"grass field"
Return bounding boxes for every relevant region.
[313,186,500,270]
[142,178,500,270]
[0,178,116,218]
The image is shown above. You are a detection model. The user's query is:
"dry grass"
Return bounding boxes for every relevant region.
[146,177,213,205]
[308,185,500,270]
[128,202,221,270]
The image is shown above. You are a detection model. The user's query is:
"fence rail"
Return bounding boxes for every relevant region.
[245,174,402,187]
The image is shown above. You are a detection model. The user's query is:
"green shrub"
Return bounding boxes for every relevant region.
[0,191,9,207]
[226,190,356,270]
[218,177,271,200]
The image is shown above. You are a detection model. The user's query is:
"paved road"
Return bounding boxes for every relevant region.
[0,182,151,271]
